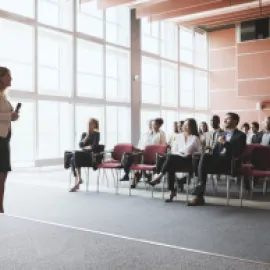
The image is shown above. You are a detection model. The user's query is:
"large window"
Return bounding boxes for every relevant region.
[106,6,130,47]
[161,61,178,107]
[38,0,73,30]
[140,109,160,138]
[141,18,160,54]
[77,0,104,38]
[0,19,34,92]
[106,47,130,102]
[38,101,73,159]
[195,31,207,69]
[77,40,104,98]
[180,67,194,108]
[161,22,178,60]
[161,110,178,137]
[195,71,208,109]
[38,29,73,96]
[179,27,193,64]
[10,100,35,167]
[106,106,131,149]
[141,57,160,104]
[0,0,34,18]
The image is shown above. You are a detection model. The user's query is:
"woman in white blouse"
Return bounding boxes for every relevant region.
[0,67,19,213]
[150,118,201,202]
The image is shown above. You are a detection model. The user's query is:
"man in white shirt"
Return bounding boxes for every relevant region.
[256,117,270,146]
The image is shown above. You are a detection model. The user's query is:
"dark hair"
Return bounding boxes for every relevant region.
[173,121,178,133]
[226,112,240,125]
[185,118,199,137]
[212,115,220,123]
[199,121,209,134]
[154,118,164,127]
[241,122,250,130]
[0,67,9,78]
[251,121,259,130]
[89,118,99,132]
[179,120,184,126]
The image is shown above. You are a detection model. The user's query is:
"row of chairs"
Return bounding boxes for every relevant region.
[69,143,270,206]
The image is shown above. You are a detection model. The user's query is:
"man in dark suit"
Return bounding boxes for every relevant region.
[254,117,270,145]
[188,112,246,206]
[250,121,260,144]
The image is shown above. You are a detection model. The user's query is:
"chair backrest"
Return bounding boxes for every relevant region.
[251,146,270,170]
[143,145,168,164]
[112,143,133,161]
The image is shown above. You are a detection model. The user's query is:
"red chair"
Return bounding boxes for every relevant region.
[130,145,168,197]
[241,146,270,206]
[96,143,133,194]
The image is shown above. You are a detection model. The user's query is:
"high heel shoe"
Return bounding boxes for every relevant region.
[69,184,79,192]
[165,190,176,203]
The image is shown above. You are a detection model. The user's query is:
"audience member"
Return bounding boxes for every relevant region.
[69,118,100,192]
[256,117,270,146]
[121,118,166,188]
[250,121,260,144]
[177,121,184,133]
[150,118,201,202]
[199,121,209,153]
[189,112,246,206]
[241,122,252,144]
[168,121,179,148]
[205,115,223,152]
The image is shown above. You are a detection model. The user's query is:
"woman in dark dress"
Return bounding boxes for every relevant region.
[0,67,19,213]
[69,118,100,192]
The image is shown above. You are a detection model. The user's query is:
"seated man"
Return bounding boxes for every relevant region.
[189,112,246,206]
[255,116,270,145]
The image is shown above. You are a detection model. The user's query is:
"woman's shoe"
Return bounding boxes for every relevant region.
[69,185,79,192]
[79,178,83,185]
[165,190,176,203]
[149,173,163,186]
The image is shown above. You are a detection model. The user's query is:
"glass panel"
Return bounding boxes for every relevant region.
[180,28,193,64]
[10,100,35,167]
[141,18,160,54]
[77,0,103,38]
[106,6,130,47]
[180,67,194,108]
[161,22,178,60]
[106,106,131,149]
[38,101,72,159]
[0,19,34,91]
[77,40,103,98]
[75,105,105,147]
[141,57,160,104]
[38,28,72,96]
[38,0,73,30]
[161,61,178,107]
[106,47,130,102]
[0,0,34,18]
[195,31,207,69]
[195,70,208,109]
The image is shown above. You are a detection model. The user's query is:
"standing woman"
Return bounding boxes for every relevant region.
[0,67,19,213]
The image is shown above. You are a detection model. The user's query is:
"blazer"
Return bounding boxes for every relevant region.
[253,131,267,145]
[0,93,13,138]
[79,131,100,150]
[213,129,246,159]
[205,128,223,149]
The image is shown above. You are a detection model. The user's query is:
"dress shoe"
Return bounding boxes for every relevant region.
[187,196,205,206]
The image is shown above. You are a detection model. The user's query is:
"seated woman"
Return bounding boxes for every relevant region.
[70,118,100,192]
[150,118,201,202]
[121,118,167,188]
[199,121,209,153]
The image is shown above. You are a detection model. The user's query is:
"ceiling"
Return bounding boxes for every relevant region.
[83,0,270,30]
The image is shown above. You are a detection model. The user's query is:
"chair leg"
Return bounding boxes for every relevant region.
[211,175,218,195]
[263,179,267,196]
[240,176,243,207]
[186,173,189,203]
[226,175,230,206]
[129,171,132,196]
[116,170,119,195]
[86,168,90,192]
[250,177,254,200]
[69,170,72,191]
[96,169,101,193]
[162,174,166,200]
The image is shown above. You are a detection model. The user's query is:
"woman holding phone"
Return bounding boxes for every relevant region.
[0,67,19,213]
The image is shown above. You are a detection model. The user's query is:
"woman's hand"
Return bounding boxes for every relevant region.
[11,112,19,121]
[83,146,92,150]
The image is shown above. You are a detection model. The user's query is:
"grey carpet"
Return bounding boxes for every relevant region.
[5,182,270,263]
[1,215,270,270]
